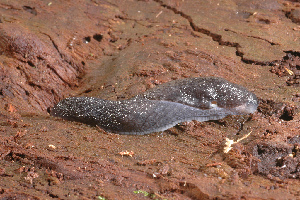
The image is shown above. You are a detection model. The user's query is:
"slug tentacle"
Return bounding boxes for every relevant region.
[50,77,258,135]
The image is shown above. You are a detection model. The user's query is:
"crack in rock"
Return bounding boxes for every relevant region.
[153,0,283,66]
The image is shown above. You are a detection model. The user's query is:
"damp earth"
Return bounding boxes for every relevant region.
[1,0,300,199]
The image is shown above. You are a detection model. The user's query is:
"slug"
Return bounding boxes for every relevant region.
[50,77,258,135]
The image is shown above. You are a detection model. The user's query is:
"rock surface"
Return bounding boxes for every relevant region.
[0,0,300,199]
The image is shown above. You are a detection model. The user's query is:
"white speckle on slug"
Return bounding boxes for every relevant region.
[51,77,258,135]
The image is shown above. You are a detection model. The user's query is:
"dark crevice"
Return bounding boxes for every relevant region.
[256,145,266,156]
[19,58,71,89]
[83,88,92,93]
[47,192,59,198]
[40,33,74,86]
[285,51,300,57]
[279,106,295,121]
[291,145,299,157]
[257,18,271,25]
[270,51,300,86]
[83,36,91,43]
[285,10,300,24]
[275,157,284,167]
[41,32,64,59]
[27,60,35,68]
[224,28,279,46]
[22,6,37,16]
[153,0,278,65]
[257,98,297,121]
[28,81,42,89]
[251,36,277,46]
[153,1,238,45]
[93,34,103,42]
[49,38,62,58]
[239,55,272,66]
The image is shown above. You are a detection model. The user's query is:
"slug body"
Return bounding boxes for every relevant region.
[51,77,258,135]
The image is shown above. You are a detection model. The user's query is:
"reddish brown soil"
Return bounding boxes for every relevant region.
[1,0,300,199]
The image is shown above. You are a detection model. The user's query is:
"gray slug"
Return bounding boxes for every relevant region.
[50,77,258,135]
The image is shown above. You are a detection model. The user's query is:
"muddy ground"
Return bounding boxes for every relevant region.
[0,0,300,199]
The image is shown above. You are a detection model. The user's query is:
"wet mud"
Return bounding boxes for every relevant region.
[1,0,300,199]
